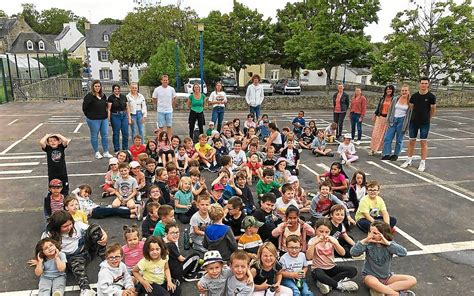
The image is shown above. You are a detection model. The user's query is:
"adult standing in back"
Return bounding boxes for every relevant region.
[369,85,395,156]
[152,75,177,138]
[127,82,147,144]
[83,80,113,159]
[208,81,227,132]
[332,83,350,140]
[108,84,131,153]
[349,87,367,145]
[246,74,264,120]
[401,77,436,172]
[188,83,206,138]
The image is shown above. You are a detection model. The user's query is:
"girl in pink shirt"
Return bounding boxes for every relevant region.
[316,162,349,199]
[121,225,144,273]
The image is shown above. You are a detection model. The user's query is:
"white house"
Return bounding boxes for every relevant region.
[299,69,328,86]
[331,66,372,85]
[85,23,146,83]
[55,22,86,61]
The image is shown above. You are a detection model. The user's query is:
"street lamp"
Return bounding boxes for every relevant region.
[342,60,352,85]
[197,23,205,93]
[175,38,179,91]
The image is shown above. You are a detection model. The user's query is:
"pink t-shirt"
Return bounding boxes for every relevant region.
[309,238,335,270]
[321,172,346,187]
[122,241,144,268]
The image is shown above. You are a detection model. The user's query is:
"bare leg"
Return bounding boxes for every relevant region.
[364,275,398,296]
[407,139,416,157]
[387,274,417,292]
[420,140,428,160]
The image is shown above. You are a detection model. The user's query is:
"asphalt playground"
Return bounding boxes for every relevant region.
[0,100,473,295]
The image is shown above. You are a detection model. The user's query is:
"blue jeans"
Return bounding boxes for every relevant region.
[110,112,129,152]
[86,118,109,153]
[211,106,225,132]
[249,105,261,119]
[281,278,313,296]
[131,111,145,144]
[408,122,430,139]
[350,112,362,140]
[357,216,397,233]
[383,117,405,156]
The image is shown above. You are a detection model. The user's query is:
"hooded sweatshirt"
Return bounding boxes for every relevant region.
[203,224,237,261]
[97,261,134,296]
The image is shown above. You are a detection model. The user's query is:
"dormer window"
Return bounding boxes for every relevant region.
[26,40,34,50]
[38,40,45,51]
[103,34,109,42]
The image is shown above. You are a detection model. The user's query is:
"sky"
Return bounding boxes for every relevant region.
[0,0,457,42]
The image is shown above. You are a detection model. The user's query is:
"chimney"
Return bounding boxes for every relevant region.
[84,22,90,30]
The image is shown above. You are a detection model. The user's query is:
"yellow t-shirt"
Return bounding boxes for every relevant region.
[72,210,88,224]
[355,195,387,221]
[137,256,168,284]
[195,143,212,155]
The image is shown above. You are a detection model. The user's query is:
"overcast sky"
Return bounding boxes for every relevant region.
[1,0,458,42]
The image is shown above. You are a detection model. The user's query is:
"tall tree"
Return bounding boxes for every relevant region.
[39,8,77,34]
[203,2,272,86]
[20,3,41,32]
[108,5,199,66]
[372,0,473,85]
[99,18,123,25]
[0,10,7,17]
[285,0,380,86]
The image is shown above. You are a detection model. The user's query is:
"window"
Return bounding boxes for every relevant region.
[26,40,33,51]
[270,69,279,81]
[98,51,109,62]
[99,68,113,80]
[38,40,45,51]
[103,34,109,42]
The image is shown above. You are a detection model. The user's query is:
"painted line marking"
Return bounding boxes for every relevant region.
[48,121,78,123]
[0,207,42,213]
[0,172,104,180]
[316,163,331,171]
[300,164,320,176]
[397,155,474,160]
[467,229,474,234]
[0,123,44,155]
[394,226,425,249]
[0,162,39,167]
[0,155,44,160]
[433,117,466,125]
[0,152,44,155]
[0,170,33,175]
[41,160,93,165]
[367,161,396,175]
[429,131,455,139]
[344,163,370,175]
[383,161,474,202]
[51,115,81,118]
[454,128,474,135]
[45,122,79,125]
[466,146,474,148]
[73,122,83,133]
[7,119,18,125]
[448,115,474,121]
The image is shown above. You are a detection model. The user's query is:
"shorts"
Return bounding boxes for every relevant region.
[408,122,430,139]
[362,273,393,285]
[157,112,173,127]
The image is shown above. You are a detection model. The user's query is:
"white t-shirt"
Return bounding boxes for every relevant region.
[152,85,176,113]
[229,150,247,166]
[208,91,227,108]
[42,222,89,255]
[279,252,308,272]
[274,197,298,217]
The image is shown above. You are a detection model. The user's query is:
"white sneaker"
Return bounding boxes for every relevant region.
[52,290,62,296]
[80,289,96,296]
[102,151,113,158]
[316,281,332,294]
[136,204,143,221]
[338,278,358,292]
[400,159,412,168]
[418,160,426,172]
[94,152,103,159]
[341,160,346,165]
[355,140,361,145]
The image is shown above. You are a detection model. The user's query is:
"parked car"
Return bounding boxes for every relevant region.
[245,78,273,96]
[220,77,238,94]
[184,78,207,94]
[274,78,301,95]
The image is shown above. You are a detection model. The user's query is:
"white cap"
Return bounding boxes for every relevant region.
[129,161,140,168]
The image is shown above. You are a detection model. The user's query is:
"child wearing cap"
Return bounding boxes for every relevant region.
[206,121,215,137]
[43,179,65,218]
[129,160,145,196]
[337,134,358,165]
[40,133,71,196]
[210,183,227,207]
[211,168,242,201]
[238,216,264,259]
[288,176,310,213]
[197,251,233,296]
[102,157,121,198]
[203,204,237,262]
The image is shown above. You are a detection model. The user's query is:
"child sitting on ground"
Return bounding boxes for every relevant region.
[146,140,159,161]
[235,172,256,215]
[141,202,160,239]
[316,162,349,199]
[274,183,299,219]
[129,161,145,198]
[166,163,180,195]
[272,206,315,253]
[129,135,146,161]
[311,129,334,157]
[121,225,145,275]
[350,221,417,296]
[244,113,257,135]
[280,140,300,175]
[154,167,172,206]
[203,203,237,262]
[261,145,277,168]
[97,243,136,296]
[292,110,306,137]
[176,145,189,173]
[288,176,310,213]
[329,204,356,258]
[211,168,242,200]
[195,134,217,171]
[64,196,88,224]
[274,158,291,186]
[256,168,282,199]
[44,179,65,219]
[298,126,315,150]
[307,218,358,294]
[112,163,142,220]
[213,138,228,168]
[355,181,397,233]
[142,184,161,217]
[197,251,233,296]
[245,153,263,185]
[174,176,196,224]
[228,140,247,171]
[238,216,264,260]
[225,250,255,295]
[40,133,71,195]
[253,193,279,247]
[337,134,359,165]
[184,137,199,161]
[102,157,121,198]
[324,122,337,143]
[348,170,367,211]
[189,168,207,197]
[144,158,156,196]
[152,204,175,238]
[157,130,175,167]
[190,194,211,253]
[224,196,246,240]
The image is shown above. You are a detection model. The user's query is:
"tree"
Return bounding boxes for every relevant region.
[285,0,380,86]
[372,0,473,85]
[109,5,199,66]
[0,10,7,17]
[203,2,273,86]
[20,3,41,32]
[139,40,187,87]
[99,18,123,25]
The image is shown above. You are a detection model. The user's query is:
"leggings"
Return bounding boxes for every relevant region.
[188,110,205,138]
[137,282,182,296]
[311,265,358,288]
[333,112,346,138]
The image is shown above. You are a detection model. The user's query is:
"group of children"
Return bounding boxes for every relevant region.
[31,111,416,296]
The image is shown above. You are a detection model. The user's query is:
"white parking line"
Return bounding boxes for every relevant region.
[433,117,466,125]
[0,162,39,167]
[454,128,474,135]
[394,226,425,249]
[0,170,33,175]
[0,172,104,180]
[300,164,320,176]
[316,163,331,171]
[366,161,396,175]
[40,160,93,165]
[51,115,81,118]
[73,122,83,133]
[7,119,18,125]
[0,123,44,155]
[429,131,455,139]
[0,155,44,160]
[397,155,474,160]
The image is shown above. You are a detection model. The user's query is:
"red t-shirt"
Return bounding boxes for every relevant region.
[129,144,146,160]
[246,161,262,176]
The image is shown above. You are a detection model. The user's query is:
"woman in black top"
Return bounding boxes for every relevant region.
[107,84,131,152]
[82,80,113,159]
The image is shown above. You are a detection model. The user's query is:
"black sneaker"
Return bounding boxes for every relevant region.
[390,155,398,161]
[183,272,201,282]
[101,192,109,199]
[381,155,391,160]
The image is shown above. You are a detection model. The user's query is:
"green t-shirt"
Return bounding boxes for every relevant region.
[256,179,281,196]
[152,221,165,237]
[189,94,205,113]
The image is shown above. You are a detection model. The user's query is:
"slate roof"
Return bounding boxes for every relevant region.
[85,24,119,48]
[42,34,57,46]
[69,36,86,52]
[0,18,17,38]
[9,32,59,54]
[55,26,70,41]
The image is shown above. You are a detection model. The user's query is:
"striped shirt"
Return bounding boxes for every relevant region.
[238,233,263,254]
[50,195,64,214]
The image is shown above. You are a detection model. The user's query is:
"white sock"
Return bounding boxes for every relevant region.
[407,157,413,162]
[420,159,425,164]
[206,163,211,168]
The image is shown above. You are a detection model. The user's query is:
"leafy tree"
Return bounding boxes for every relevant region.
[99,18,123,25]
[0,10,7,17]
[139,40,187,87]
[285,0,380,86]
[67,58,82,78]
[203,2,272,86]
[372,0,473,85]
[109,5,199,66]
[20,3,41,32]
[186,58,226,91]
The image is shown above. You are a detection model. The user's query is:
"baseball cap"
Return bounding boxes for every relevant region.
[49,179,63,187]
[275,157,287,167]
[202,250,224,267]
[212,183,225,191]
[209,121,215,126]
[287,175,298,184]
[109,157,119,165]
[242,216,264,229]
[129,161,141,169]
[211,130,220,136]
[344,133,352,139]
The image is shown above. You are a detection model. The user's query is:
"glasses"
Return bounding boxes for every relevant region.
[107,255,122,260]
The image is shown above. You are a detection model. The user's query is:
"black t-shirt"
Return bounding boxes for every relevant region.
[82,92,108,120]
[155,181,171,206]
[330,221,345,240]
[251,261,283,285]
[224,213,246,237]
[166,242,183,280]
[236,184,255,209]
[43,144,68,179]
[254,209,277,242]
[107,94,128,113]
[300,133,315,145]
[141,216,158,238]
[410,92,436,125]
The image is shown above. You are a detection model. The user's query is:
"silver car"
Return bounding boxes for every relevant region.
[260,78,274,96]
[274,78,301,95]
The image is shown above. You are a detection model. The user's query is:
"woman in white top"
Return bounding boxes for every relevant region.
[126,82,147,144]
[208,81,227,132]
[265,122,282,152]
[381,84,412,161]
